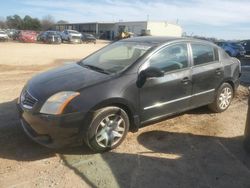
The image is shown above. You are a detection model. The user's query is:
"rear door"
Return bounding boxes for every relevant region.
[190,43,224,108]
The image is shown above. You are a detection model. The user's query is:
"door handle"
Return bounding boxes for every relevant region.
[181,77,190,84]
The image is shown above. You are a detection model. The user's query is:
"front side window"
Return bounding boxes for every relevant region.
[191,43,217,66]
[148,43,189,73]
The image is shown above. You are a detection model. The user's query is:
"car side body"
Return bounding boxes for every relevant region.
[17,37,241,151]
[18,30,37,43]
[0,30,9,41]
[61,30,82,43]
[37,31,62,44]
[216,41,246,57]
[81,33,96,44]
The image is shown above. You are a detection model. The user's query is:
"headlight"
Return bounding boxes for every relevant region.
[40,91,80,115]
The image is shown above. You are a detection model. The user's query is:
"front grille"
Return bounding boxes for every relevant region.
[21,90,38,109]
[71,36,81,40]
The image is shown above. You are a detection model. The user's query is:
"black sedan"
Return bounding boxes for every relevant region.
[37,31,62,44]
[17,37,241,152]
[81,33,96,44]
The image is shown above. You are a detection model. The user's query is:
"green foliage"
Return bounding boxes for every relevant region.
[6,15,41,30]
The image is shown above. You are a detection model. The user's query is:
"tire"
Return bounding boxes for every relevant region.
[86,106,129,152]
[208,83,233,113]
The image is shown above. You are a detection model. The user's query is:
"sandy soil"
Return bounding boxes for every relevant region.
[0,41,250,188]
[0,41,108,66]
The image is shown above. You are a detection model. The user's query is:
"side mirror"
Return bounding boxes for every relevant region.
[137,67,164,88]
[141,67,164,78]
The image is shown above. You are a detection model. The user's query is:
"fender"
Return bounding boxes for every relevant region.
[90,97,140,132]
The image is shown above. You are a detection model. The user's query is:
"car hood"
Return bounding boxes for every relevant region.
[27,63,111,100]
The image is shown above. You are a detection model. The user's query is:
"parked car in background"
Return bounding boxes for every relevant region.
[239,40,250,56]
[0,30,9,41]
[18,30,37,43]
[17,37,241,152]
[5,29,17,39]
[12,30,21,41]
[216,41,246,58]
[36,32,44,41]
[61,30,82,43]
[37,31,62,44]
[81,33,96,44]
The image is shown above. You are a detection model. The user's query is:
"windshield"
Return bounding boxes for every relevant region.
[68,30,79,34]
[80,41,153,74]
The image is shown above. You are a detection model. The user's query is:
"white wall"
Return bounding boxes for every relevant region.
[147,21,182,37]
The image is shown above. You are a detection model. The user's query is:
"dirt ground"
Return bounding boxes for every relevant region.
[0,41,250,188]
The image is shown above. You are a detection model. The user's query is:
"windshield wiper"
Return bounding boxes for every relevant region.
[81,64,110,75]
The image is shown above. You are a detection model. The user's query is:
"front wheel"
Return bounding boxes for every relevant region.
[86,107,129,152]
[208,83,233,113]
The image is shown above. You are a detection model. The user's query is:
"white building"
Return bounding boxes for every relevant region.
[55,21,182,39]
[115,21,182,37]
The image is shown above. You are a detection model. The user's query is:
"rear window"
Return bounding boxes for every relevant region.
[191,43,218,66]
[220,49,230,59]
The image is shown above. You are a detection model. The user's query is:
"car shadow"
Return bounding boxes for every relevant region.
[58,131,250,188]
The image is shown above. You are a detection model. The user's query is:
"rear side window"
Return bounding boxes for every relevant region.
[191,44,218,66]
[220,49,230,59]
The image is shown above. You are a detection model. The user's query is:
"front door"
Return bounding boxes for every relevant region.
[139,43,192,123]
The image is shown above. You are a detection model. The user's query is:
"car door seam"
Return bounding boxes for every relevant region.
[143,89,215,110]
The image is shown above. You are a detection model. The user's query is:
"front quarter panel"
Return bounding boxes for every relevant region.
[67,73,139,119]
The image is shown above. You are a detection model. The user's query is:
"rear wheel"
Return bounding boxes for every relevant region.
[86,107,129,152]
[208,83,233,113]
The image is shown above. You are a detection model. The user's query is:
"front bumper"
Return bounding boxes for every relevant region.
[69,38,81,43]
[47,38,61,44]
[237,51,246,57]
[17,104,85,148]
[0,37,8,40]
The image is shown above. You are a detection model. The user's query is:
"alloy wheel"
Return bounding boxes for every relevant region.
[95,114,125,148]
[218,87,232,110]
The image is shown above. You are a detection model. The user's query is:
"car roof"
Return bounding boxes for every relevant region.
[122,36,215,46]
[66,30,78,32]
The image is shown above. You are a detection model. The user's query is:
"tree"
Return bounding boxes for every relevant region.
[23,15,41,30]
[0,17,6,29]
[5,15,41,30]
[41,15,55,31]
[6,15,23,29]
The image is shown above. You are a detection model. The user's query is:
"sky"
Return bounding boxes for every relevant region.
[1,0,250,40]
